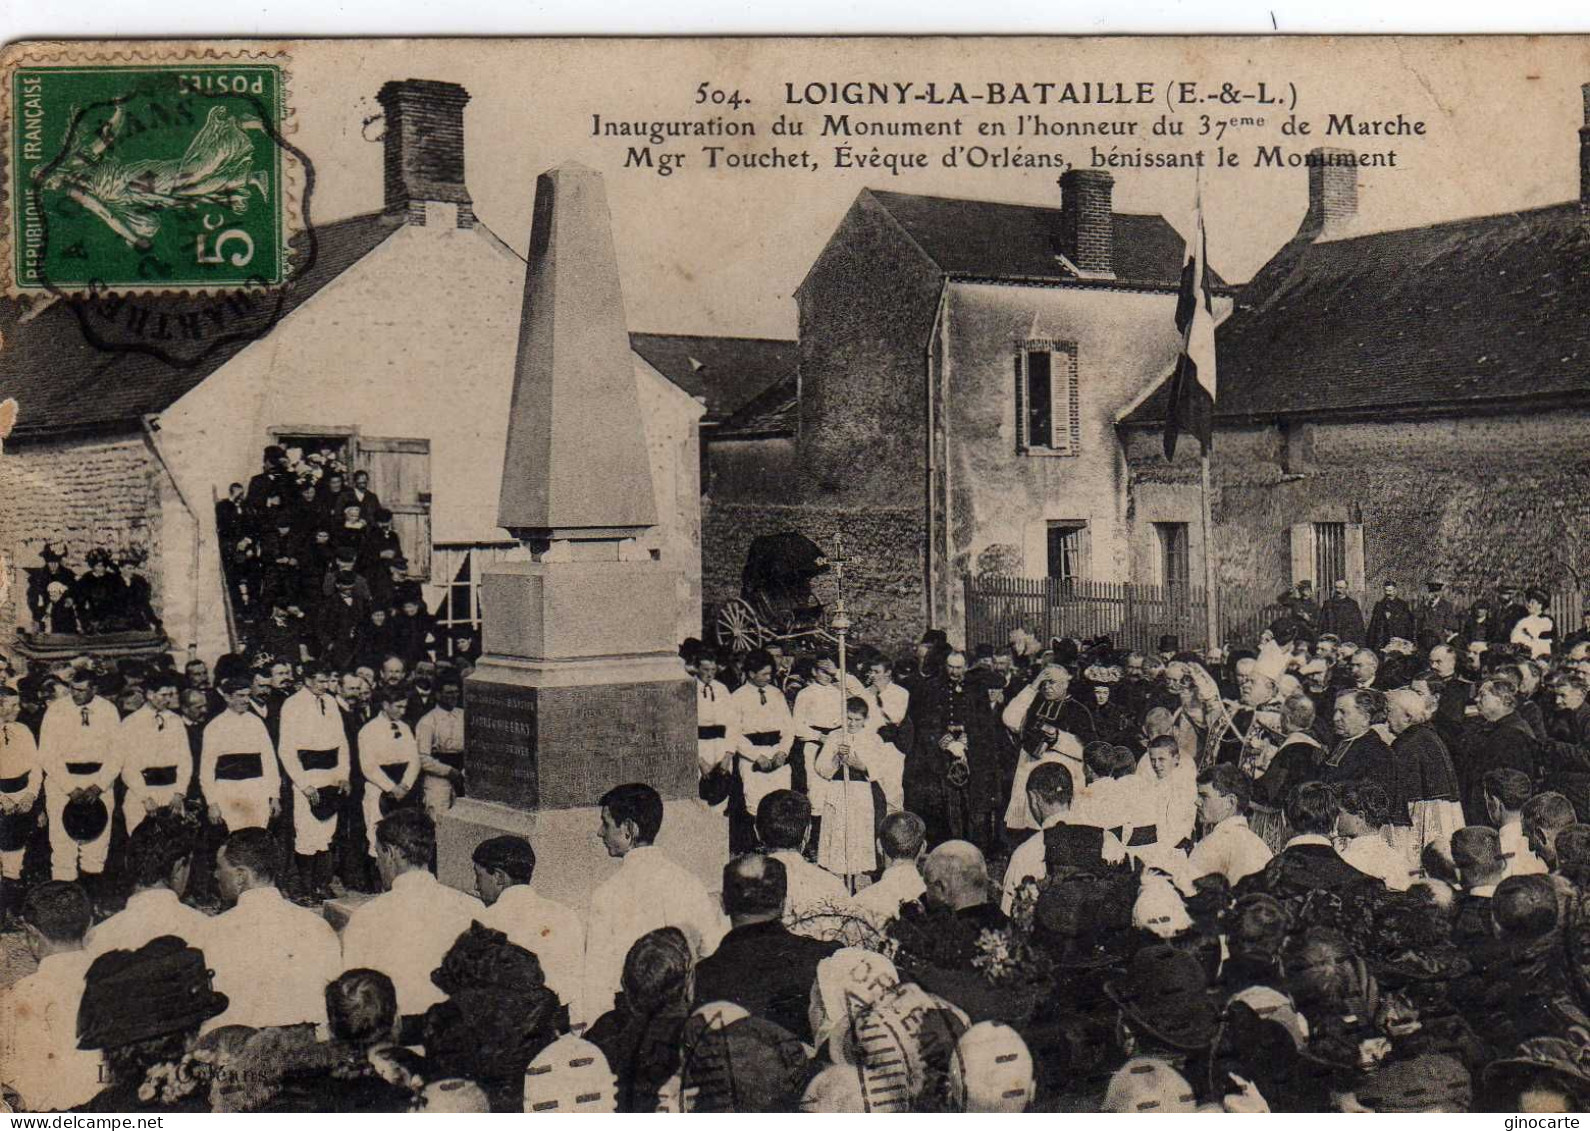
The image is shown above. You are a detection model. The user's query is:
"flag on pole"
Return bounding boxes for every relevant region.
[1163,182,1217,460]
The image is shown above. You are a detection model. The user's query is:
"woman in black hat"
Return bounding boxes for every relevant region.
[419,922,565,1112]
[1483,1036,1590,1112]
[111,548,158,632]
[73,936,230,1111]
[1102,943,1220,1104]
[72,549,121,635]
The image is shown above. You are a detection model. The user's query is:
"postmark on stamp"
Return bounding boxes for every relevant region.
[2,42,307,299]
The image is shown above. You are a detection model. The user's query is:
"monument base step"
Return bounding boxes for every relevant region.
[436,795,730,912]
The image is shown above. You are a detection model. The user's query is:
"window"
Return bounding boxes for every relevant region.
[1154,522,1190,589]
[429,542,524,657]
[1026,351,1054,447]
[1046,521,1087,581]
[1290,521,1364,594]
[1313,522,1347,591]
[1016,341,1079,455]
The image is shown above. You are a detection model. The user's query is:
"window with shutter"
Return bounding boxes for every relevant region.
[1016,340,1079,455]
[1047,521,1089,581]
[1154,522,1190,589]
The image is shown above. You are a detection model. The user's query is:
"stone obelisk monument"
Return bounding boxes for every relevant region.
[438,163,714,907]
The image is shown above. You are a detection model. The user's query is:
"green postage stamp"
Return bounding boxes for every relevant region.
[2,43,299,295]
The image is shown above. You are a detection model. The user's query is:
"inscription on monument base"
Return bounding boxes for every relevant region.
[466,683,542,810]
[464,675,697,811]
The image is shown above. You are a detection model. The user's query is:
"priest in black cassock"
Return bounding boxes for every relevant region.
[910,651,1002,853]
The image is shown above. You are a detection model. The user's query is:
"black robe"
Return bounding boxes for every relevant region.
[1318,595,1367,642]
[1367,596,1416,649]
[72,570,121,632]
[1455,712,1538,826]
[1390,723,1461,806]
[910,676,1002,851]
[1322,728,1398,803]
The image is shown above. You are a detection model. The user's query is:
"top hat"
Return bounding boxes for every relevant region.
[62,794,110,843]
[1156,635,1179,654]
[307,787,345,822]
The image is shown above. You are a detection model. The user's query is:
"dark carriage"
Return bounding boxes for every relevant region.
[714,532,837,653]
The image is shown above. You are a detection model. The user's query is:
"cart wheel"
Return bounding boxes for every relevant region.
[716,599,764,653]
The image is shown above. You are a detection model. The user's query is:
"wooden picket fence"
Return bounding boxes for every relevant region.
[963,574,1587,655]
[963,575,1288,654]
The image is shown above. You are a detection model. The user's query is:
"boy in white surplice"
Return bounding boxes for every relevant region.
[814,696,904,879]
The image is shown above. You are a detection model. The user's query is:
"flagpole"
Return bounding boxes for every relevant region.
[1192,167,1219,653]
[831,534,856,896]
[1168,167,1220,653]
[1200,450,1219,653]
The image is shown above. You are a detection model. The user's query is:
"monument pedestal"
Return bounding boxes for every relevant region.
[438,161,724,905]
[440,557,727,901]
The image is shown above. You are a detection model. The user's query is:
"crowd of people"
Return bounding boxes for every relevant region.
[5,568,1590,1112]
[0,640,469,918]
[26,544,160,637]
[215,444,468,670]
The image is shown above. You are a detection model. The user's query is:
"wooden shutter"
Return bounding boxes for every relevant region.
[1345,523,1367,596]
[1289,524,1313,586]
[1052,344,1077,455]
[1014,351,1026,453]
[355,437,433,581]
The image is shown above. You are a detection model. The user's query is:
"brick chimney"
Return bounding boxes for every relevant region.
[1057,169,1115,276]
[1298,148,1358,240]
[376,79,475,228]
[1580,82,1590,216]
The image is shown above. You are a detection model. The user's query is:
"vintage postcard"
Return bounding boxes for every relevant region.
[0,34,1588,1115]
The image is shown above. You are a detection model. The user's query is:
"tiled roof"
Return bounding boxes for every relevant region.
[1122,201,1590,425]
[865,189,1229,292]
[0,214,792,441]
[627,332,797,423]
[0,211,405,441]
[712,373,797,439]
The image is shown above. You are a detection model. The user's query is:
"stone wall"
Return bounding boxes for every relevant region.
[705,435,799,503]
[1122,407,1590,600]
[702,501,927,654]
[0,432,164,655]
[795,192,941,504]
